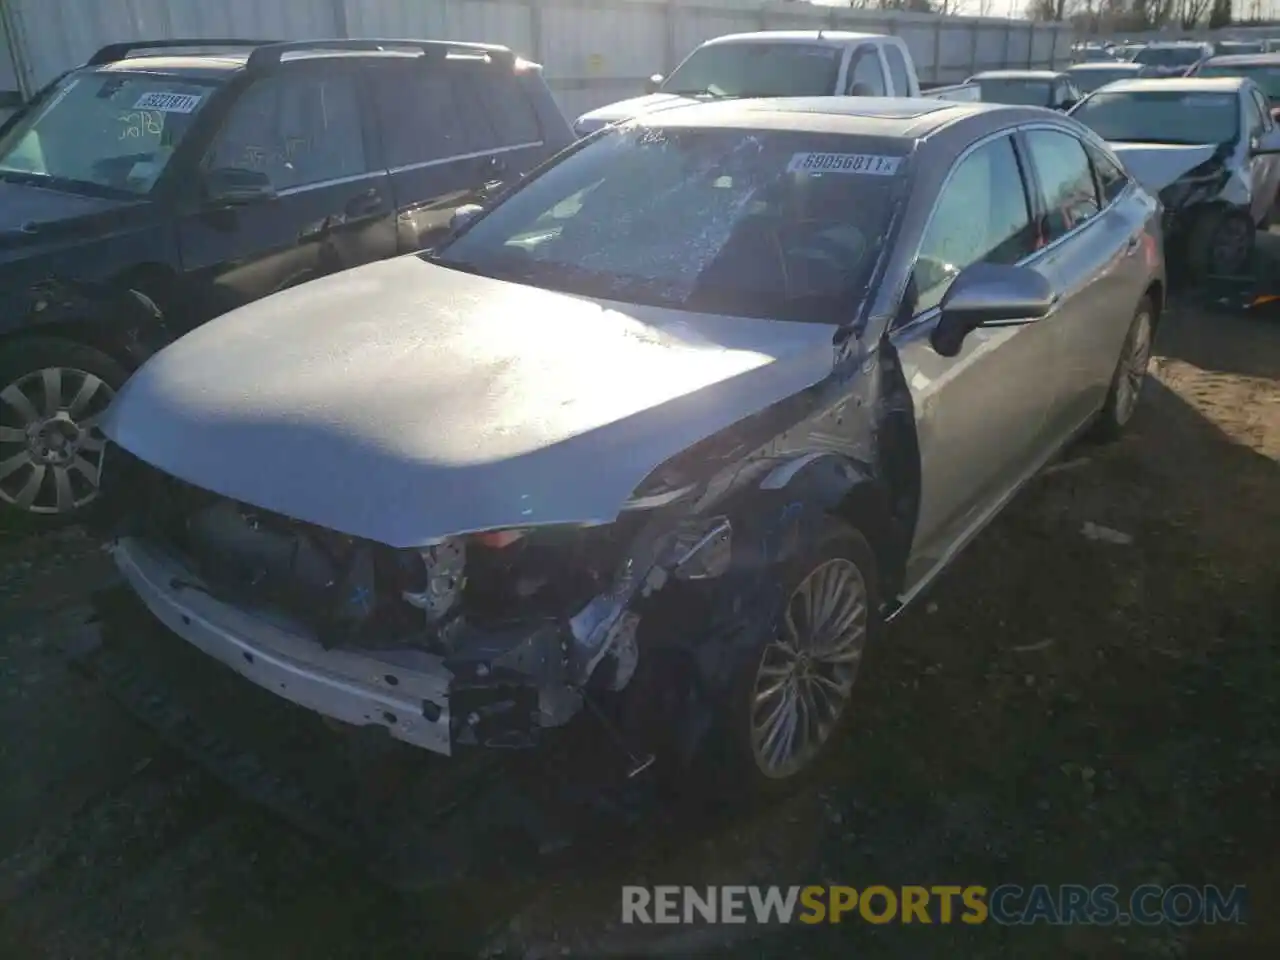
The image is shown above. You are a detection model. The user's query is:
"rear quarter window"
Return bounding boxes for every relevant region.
[470,68,543,147]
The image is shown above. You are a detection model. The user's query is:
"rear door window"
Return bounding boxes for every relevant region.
[1022,128,1101,244]
[469,67,543,147]
[370,62,495,166]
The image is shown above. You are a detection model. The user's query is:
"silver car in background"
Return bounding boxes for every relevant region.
[96,98,1165,789]
[1070,76,1280,280]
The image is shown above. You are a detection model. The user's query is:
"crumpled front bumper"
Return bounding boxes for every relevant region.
[112,536,462,755]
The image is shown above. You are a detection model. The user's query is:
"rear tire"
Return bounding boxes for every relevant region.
[0,337,128,529]
[1091,297,1154,443]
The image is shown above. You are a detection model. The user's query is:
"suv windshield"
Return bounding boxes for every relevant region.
[0,71,217,197]
[1198,63,1280,101]
[1134,46,1203,68]
[1071,90,1239,145]
[975,78,1051,105]
[431,124,904,324]
[661,43,842,98]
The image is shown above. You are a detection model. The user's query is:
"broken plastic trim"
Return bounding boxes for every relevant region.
[672,517,732,580]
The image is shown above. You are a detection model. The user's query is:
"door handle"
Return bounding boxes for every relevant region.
[1125,234,1142,255]
[298,215,331,241]
[344,188,384,218]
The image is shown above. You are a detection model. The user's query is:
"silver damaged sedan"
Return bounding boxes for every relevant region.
[97,98,1165,788]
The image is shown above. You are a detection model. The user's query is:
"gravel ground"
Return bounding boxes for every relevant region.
[0,292,1275,959]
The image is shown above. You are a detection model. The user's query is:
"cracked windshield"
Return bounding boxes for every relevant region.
[433,125,902,323]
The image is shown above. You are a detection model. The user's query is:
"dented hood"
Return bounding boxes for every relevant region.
[575,92,702,131]
[104,255,839,548]
[1109,142,1220,193]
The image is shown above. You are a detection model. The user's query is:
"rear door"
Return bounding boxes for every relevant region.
[1245,86,1280,221]
[367,56,549,252]
[891,133,1052,589]
[175,61,396,329]
[1019,126,1138,434]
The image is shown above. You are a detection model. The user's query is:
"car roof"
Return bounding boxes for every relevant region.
[970,70,1061,80]
[1203,53,1280,67]
[1066,61,1143,71]
[1098,76,1248,94]
[700,30,882,48]
[632,96,1034,140]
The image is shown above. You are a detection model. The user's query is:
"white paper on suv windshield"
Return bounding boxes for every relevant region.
[132,91,203,113]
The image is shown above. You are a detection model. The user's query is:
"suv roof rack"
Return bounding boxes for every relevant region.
[87,39,277,66]
[244,38,515,71]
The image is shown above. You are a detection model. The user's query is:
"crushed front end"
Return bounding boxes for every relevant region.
[100,446,734,758]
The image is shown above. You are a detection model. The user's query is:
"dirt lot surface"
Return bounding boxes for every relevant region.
[0,292,1276,959]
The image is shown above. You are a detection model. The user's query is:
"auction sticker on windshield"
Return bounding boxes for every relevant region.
[132,91,203,113]
[787,152,901,175]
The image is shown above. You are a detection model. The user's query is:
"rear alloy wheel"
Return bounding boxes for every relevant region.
[1092,297,1154,441]
[0,339,126,523]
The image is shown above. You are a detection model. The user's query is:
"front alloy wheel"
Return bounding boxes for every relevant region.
[749,556,870,780]
[0,365,115,516]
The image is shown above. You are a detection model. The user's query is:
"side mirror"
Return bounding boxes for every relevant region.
[204,167,275,206]
[929,263,1056,358]
[644,73,664,95]
[450,203,484,232]
[1058,97,1078,111]
[1271,105,1280,124]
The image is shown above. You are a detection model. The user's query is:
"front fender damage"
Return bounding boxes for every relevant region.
[105,335,895,770]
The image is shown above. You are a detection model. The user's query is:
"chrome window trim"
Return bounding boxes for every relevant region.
[388,140,544,175]
[276,170,385,197]
[895,120,1118,335]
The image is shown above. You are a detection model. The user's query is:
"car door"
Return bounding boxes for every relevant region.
[1020,126,1141,433]
[174,61,396,329]
[844,44,888,96]
[890,133,1055,590]
[367,56,548,253]
[1245,86,1280,220]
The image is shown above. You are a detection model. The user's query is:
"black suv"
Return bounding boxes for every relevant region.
[0,38,573,525]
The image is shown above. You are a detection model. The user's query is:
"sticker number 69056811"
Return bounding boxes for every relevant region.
[787,152,902,176]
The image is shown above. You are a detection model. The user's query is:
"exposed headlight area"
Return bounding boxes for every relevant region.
[100,446,736,753]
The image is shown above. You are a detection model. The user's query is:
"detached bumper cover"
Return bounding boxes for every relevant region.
[112,536,457,756]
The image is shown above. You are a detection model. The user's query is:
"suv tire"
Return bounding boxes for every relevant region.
[0,337,127,528]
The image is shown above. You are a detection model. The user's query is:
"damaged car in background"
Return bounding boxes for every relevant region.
[97,97,1165,788]
[1070,76,1280,280]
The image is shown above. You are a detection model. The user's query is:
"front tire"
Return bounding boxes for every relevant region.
[1187,207,1255,281]
[723,520,881,793]
[0,337,127,527]
[1091,297,1154,442]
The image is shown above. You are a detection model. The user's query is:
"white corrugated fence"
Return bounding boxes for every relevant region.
[0,0,1073,121]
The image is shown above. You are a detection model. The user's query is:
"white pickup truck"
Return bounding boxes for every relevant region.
[572,30,978,137]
